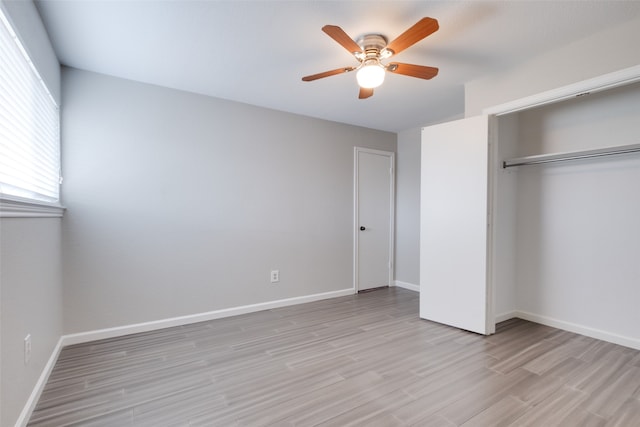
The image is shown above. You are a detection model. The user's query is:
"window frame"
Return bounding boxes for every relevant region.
[0,194,64,218]
[0,6,64,218]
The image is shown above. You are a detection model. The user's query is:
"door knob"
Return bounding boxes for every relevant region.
[360,226,366,231]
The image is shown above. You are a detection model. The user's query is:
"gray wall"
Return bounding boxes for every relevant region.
[0,219,63,427]
[61,68,396,334]
[0,1,62,426]
[394,128,421,286]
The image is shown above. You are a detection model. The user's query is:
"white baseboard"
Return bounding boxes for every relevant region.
[494,311,518,323]
[61,288,355,346]
[15,337,64,427]
[20,289,638,427]
[17,287,355,426]
[393,280,420,292]
[514,310,640,350]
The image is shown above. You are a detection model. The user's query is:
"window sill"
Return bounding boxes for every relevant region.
[0,196,65,218]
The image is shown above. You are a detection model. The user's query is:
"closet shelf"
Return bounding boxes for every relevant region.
[502,143,640,168]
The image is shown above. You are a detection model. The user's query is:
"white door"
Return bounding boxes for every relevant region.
[354,147,394,292]
[420,115,494,334]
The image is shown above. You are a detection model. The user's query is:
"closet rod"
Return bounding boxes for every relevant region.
[503,143,640,168]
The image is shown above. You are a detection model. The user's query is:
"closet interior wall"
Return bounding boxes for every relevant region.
[493,82,640,342]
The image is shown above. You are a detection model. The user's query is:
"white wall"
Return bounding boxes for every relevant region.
[0,1,62,426]
[61,68,396,334]
[511,83,640,342]
[464,16,640,344]
[394,15,640,301]
[491,114,519,320]
[465,15,640,117]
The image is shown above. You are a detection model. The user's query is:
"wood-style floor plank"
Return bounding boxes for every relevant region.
[27,288,640,426]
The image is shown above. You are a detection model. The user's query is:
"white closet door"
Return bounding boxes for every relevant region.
[420,115,493,334]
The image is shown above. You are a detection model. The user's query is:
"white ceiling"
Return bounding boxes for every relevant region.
[35,0,640,132]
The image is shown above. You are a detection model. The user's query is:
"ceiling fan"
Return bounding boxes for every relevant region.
[302,17,439,99]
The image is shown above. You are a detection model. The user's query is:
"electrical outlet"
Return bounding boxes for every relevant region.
[24,334,32,365]
[270,270,279,283]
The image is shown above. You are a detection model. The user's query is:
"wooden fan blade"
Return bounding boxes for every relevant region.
[386,17,439,56]
[322,25,363,55]
[387,63,439,80]
[359,87,374,99]
[302,67,355,82]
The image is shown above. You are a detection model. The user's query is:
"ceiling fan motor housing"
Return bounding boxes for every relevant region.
[302,18,440,98]
[355,34,392,60]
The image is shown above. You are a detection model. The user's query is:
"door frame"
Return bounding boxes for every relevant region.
[479,64,640,335]
[483,64,640,117]
[353,147,395,292]
[484,64,640,326]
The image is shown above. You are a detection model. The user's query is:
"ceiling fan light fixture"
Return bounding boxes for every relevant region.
[356,61,385,89]
[303,18,440,98]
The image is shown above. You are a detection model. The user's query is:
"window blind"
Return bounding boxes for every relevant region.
[0,8,60,204]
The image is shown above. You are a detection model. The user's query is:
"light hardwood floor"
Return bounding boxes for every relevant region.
[28,288,640,426]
